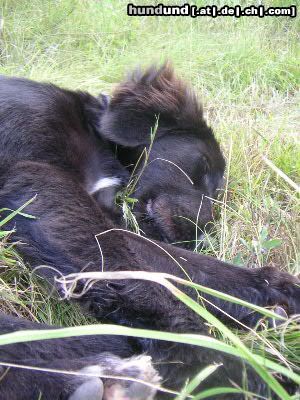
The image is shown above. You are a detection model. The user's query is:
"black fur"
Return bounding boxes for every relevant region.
[0,65,299,399]
[0,314,160,400]
[0,74,128,214]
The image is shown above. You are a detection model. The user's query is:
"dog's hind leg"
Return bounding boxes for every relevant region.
[0,313,160,400]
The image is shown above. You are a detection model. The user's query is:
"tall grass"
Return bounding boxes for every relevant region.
[0,0,299,398]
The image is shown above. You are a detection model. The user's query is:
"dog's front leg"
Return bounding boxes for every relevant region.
[97,233,300,328]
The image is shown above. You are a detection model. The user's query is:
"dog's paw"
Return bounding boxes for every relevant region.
[102,354,161,400]
[68,354,161,400]
[69,366,104,400]
[258,267,300,315]
[240,267,300,327]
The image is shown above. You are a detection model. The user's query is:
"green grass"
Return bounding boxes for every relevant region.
[0,0,299,398]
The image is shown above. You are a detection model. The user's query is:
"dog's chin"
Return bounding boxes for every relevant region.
[136,200,198,249]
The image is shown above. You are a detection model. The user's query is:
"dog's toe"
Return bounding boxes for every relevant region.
[103,355,161,400]
[69,378,103,400]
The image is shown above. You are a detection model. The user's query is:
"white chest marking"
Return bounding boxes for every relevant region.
[89,177,121,194]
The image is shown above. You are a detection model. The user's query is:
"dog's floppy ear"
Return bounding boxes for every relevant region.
[99,63,207,147]
[78,91,110,133]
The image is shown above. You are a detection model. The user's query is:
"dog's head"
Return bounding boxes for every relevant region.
[99,64,225,248]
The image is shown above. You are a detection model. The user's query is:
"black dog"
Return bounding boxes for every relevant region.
[0,65,299,399]
[0,64,225,246]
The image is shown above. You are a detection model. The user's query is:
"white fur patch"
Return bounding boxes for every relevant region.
[89,177,121,194]
[106,355,161,400]
[69,379,103,400]
[69,366,104,400]
[79,365,104,375]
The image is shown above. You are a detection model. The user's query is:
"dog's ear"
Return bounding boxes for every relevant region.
[78,91,110,133]
[99,63,208,147]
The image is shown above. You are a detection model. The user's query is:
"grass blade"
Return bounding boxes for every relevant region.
[175,364,221,400]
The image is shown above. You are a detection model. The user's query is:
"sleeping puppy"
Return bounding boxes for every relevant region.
[0,63,225,248]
